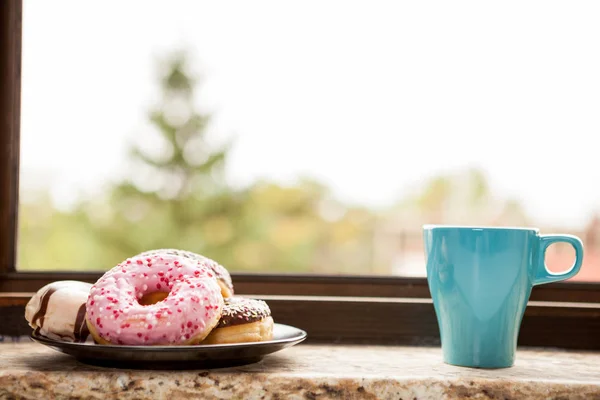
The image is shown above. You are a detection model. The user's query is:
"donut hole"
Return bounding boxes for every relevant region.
[139,291,169,306]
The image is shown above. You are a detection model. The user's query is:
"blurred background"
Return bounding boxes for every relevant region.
[17,1,600,280]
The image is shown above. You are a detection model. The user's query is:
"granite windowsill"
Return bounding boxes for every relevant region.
[1,342,599,399]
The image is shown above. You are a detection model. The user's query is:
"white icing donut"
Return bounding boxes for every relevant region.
[25,281,93,343]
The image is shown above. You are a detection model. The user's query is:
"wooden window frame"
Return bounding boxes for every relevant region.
[2,0,600,349]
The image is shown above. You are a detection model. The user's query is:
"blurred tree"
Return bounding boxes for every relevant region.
[83,51,240,269]
[413,168,490,213]
[388,167,531,231]
[17,51,381,274]
[77,51,376,273]
[18,193,107,270]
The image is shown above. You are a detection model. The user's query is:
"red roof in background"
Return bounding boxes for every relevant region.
[547,250,599,282]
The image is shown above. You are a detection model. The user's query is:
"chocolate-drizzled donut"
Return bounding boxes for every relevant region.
[202,297,274,344]
[25,281,92,343]
[137,249,234,298]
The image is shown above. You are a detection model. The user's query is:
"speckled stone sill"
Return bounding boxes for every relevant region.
[1,343,600,400]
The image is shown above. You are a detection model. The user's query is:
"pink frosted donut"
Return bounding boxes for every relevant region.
[85,253,224,345]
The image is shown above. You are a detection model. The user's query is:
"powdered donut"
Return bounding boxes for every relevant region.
[201,297,274,345]
[25,281,93,343]
[137,249,234,298]
[85,253,223,345]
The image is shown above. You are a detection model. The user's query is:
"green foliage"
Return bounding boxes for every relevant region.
[17,51,529,274]
[18,51,375,273]
[18,194,108,271]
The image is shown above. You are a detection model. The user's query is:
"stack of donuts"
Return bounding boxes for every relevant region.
[24,249,274,345]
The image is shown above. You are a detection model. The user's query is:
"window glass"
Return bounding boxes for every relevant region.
[18,1,600,281]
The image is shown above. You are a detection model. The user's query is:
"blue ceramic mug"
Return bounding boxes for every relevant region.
[423,225,584,369]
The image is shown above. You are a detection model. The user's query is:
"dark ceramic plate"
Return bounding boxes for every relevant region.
[30,323,307,369]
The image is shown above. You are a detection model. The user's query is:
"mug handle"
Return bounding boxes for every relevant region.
[533,234,584,286]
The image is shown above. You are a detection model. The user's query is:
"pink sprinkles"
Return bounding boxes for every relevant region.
[86,253,224,345]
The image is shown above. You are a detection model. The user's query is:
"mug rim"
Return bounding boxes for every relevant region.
[423,224,539,232]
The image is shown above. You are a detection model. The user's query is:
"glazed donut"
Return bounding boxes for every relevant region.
[202,297,274,345]
[137,249,234,298]
[25,281,93,343]
[85,253,224,345]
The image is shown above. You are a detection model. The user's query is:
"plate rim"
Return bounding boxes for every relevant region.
[30,322,307,351]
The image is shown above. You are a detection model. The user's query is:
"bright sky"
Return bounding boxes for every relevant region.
[19,0,600,230]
